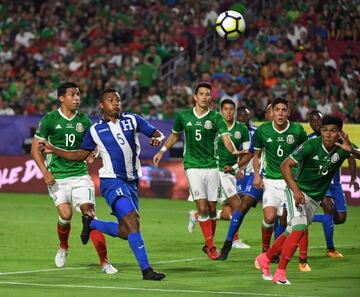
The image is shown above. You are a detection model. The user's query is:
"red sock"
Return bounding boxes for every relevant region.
[298,229,309,261]
[198,219,215,248]
[57,223,71,250]
[266,233,286,260]
[233,232,239,241]
[210,219,217,236]
[90,230,108,265]
[262,224,274,252]
[278,230,304,270]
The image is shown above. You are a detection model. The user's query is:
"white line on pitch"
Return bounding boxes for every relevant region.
[0,257,204,276]
[0,281,321,297]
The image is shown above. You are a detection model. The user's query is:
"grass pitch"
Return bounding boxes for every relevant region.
[0,193,359,297]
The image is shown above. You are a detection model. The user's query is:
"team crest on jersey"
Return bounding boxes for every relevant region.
[331,153,340,163]
[286,135,294,144]
[76,123,84,132]
[204,120,212,129]
[234,131,241,139]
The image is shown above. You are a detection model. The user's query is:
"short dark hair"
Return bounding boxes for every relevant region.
[309,110,323,118]
[221,98,235,109]
[321,115,343,130]
[237,106,250,114]
[57,82,78,98]
[100,88,119,101]
[271,97,288,108]
[195,82,211,95]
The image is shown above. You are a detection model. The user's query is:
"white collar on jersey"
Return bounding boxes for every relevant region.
[58,108,78,121]
[193,107,210,119]
[272,120,290,134]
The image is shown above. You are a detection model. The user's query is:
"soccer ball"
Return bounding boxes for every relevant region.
[215,10,246,41]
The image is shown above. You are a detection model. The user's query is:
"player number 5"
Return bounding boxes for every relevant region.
[277,145,283,157]
[195,129,201,141]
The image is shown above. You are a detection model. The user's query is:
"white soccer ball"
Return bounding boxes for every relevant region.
[215,10,246,41]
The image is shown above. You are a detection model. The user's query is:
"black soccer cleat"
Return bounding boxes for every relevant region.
[219,240,233,261]
[142,267,166,281]
[81,214,94,245]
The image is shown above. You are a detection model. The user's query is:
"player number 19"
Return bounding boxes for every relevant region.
[65,133,75,147]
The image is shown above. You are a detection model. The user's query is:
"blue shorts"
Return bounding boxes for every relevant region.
[237,175,250,194]
[241,173,264,207]
[325,183,347,212]
[100,178,139,218]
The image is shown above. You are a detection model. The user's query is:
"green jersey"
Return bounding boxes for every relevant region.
[290,137,350,201]
[217,121,250,172]
[254,121,308,179]
[173,108,228,169]
[35,109,92,179]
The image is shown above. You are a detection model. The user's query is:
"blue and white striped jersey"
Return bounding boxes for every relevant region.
[81,113,156,181]
[244,124,257,175]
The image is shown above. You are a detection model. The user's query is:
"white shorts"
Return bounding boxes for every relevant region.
[284,186,320,232]
[262,178,286,216]
[219,171,238,203]
[48,175,95,212]
[186,168,220,202]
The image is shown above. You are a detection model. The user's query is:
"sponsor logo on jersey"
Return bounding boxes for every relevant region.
[266,138,273,142]
[286,135,294,144]
[293,144,304,154]
[76,123,84,132]
[98,128,110,133]
[55,124,62,129]
[331,153,340,163]
[277,137,284,142]
[204,120,212,129]
[234,131,241,139]
[313,155,319,160]
[195,121,202,126]
[186,122,192,126]
[66,123,74,128]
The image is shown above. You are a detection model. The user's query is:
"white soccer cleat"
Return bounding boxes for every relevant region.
[55,248,68,268]
[102,262,118,274]
[232,239,250,249]
[187,210,197,233]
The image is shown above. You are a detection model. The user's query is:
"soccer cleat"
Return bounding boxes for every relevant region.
[142,267,166,281]
[255,253,272,280]
[203,245,219,260]
[219,240,233,261]
[272,268,291,285]
[81,214,94,245]
[102,262,118,274]
[299,262,311,272]
[55,248,68,268]
[232,239,251,249]
[187,210,197,233]
[326,249,344,258]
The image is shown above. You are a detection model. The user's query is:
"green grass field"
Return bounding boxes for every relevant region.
[0,194,360,297]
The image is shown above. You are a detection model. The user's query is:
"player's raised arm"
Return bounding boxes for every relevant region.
[348,156,359,191]
[31,136,55,185]
[42,140,91,162]
[335,132,360,159]
[153,132,179,166]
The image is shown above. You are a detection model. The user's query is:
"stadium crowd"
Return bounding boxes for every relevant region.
[0,0,359,122]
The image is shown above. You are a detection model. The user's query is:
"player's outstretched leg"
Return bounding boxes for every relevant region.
[81,214,94,244]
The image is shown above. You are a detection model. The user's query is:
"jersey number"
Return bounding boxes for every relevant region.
[318,165,328,176]
[277,145,284,157]
[195,129,201,141]
[65,133,75,147]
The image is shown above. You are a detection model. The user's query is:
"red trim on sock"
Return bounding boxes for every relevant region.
[278,230,304,270]
[90,230,108,265]
[57,223,71,250]
[298,229,309,261]
[233,232,239,241]
[265,233,286,260]
[198,219,214,248]
[261,225,274,252]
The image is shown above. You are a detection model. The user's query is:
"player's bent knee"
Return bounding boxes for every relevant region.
[334,212,346,224]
